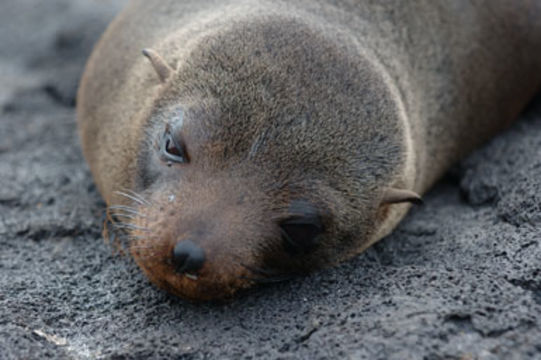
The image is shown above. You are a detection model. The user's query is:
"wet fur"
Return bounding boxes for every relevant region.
[78,0,541,300]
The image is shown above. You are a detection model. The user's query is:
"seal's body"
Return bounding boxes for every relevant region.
[78,0,541,300]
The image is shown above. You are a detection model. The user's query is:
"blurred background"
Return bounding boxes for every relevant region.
[0,0,127,109]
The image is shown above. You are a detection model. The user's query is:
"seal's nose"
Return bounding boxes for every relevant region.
[172,240,206,274]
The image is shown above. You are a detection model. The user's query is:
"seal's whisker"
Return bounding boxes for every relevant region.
[108,204,139,211]
[113,223,151,232]
[125,235,148,241]
[109,212,138,220]
[114,190,150,206]
[119,188,152,205]
[108,205,144,216]
[112,218,136,226]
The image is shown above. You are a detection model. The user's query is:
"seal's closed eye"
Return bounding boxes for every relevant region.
[280,200,323,255]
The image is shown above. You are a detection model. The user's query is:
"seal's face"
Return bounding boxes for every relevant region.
[128,104,353,300]
[114,17,409,300]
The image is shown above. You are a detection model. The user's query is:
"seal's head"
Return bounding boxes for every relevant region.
[112,17,420,301]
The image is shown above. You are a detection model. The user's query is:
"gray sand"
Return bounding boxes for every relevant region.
[1,1,540,359]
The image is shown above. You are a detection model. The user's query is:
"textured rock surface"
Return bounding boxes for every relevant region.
[1,1,540,359]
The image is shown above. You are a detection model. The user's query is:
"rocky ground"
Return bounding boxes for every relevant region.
[1,1,540,359]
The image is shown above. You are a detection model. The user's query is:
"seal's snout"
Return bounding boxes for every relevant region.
[128,176,276,301]
[172,240,206,274]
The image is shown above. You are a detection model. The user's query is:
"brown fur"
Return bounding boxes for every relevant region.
[77,0,541,300]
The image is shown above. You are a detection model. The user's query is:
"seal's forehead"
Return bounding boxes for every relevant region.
[152,16,404,181]
[151,96,402,192]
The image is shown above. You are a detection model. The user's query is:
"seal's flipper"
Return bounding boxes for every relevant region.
[382,188,423,205]
[142,48,174,82]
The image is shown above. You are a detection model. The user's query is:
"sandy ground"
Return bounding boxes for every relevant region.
[1,1,541,359]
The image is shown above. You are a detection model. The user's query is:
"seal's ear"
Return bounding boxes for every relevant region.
[142,48,174,82]
[382,188,423,205]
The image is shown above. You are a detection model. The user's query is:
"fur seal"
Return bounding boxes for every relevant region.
[77,0,541,301]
